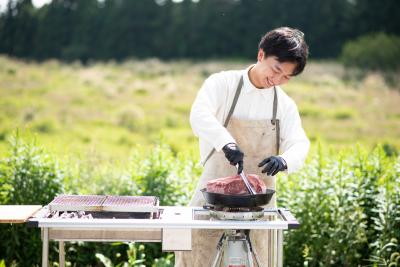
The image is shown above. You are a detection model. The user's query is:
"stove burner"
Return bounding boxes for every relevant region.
[212,206,263,212]
[205,205,264,221]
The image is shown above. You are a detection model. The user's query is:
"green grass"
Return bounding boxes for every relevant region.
[0,56,399,167]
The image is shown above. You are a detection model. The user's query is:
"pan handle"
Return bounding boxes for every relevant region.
[236,165,256,195]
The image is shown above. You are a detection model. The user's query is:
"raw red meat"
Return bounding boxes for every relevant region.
[206,174,266,195]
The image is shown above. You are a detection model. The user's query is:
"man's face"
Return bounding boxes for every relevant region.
[253,49,297,88]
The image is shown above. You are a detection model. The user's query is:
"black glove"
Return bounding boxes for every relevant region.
[222,143,244,174]
[258,156,287,176]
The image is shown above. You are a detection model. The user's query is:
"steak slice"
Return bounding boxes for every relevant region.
[206,174,266,195]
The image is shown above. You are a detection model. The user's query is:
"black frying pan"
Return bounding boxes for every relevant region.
[201,188,275,208]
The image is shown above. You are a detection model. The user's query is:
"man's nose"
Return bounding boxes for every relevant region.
[271,75,282,85]
[271,74,286,85]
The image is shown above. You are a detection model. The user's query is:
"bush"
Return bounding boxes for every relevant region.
[128,143,201,206]
[2,137,399,266]
[340,33,400,71]
[118,108,145,132]
[0,136,63,266]
[278,144,400,266]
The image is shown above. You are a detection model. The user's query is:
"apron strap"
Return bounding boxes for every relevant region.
[271,86,280,154]
[202,76,244,166]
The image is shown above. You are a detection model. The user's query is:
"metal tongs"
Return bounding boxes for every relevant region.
[236,165,256,195]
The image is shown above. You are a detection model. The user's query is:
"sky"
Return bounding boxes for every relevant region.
[0,0,52,12]
[0,0,185,12]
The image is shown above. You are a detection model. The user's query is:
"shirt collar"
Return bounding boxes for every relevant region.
[243,65,274,94]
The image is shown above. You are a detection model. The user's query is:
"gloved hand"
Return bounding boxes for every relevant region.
[258,156,287,176]
[222,143,244,174]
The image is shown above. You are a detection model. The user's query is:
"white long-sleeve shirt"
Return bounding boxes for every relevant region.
[190,65,310,174]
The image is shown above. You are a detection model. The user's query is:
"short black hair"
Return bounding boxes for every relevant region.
[259,27,309,76]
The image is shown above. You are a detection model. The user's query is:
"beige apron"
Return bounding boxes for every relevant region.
[175,76,280,267]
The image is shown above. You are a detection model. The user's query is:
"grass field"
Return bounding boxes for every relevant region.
[1,55,399,266]
[0,55,399,166]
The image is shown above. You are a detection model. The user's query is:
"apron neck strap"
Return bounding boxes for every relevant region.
[272,86,280,154]
[271,86,278,125]
[202,76,243,166]
[223,76,243,127]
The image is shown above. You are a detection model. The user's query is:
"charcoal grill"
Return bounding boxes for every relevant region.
[23,194,299,267]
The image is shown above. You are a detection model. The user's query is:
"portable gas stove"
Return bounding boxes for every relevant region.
[23,194,299,267]
[204,204,284,267]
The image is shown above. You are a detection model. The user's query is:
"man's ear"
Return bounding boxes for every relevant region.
[257,49,264,62]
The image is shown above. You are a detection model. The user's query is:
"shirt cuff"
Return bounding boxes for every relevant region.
[278,156,288,168]
[214,131,236,152]
[279,154,291,174]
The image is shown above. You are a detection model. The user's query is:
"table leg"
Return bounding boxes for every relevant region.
[59,241,65,267]
[274,229,278,266]
[211,232,226,267]
[277,230,283,267]
[42,228,49,267]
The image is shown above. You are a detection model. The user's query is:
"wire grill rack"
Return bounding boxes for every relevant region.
[49,195,159,212]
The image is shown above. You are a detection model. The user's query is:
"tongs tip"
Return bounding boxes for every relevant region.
[236,164,256,195]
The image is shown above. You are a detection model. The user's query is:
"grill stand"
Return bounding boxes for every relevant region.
[42,238,66,267]
[211,230,262,267]
[211,229,283,267]
[49,231,281,267]
[59,241,65,267]
[33,207,298,267]
[42,228,48,267]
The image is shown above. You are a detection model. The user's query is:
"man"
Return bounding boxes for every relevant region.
[175,27,310,267]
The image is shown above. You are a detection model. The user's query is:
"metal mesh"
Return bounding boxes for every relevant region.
[48,195,159,212]
[103,196,158,207]
[49,195,106,206]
